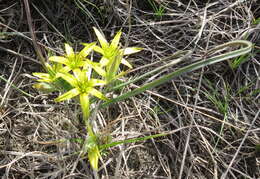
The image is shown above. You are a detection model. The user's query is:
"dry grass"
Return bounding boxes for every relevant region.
[0,0,259,178]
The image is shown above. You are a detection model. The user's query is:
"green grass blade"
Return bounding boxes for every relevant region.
[99,133,167,150]
[0,75,35,98]
[101,40,252,109]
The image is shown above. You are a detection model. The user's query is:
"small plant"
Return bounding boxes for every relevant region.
[148,0,166,19]
[33,27,142,170]
[33,27,252,171]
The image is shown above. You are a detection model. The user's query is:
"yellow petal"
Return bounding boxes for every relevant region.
[33,83,55,93]
[79,42,96,57]
[86,88,108,101]
[123,47,143,55]
[49,56,69,65]
[121,58,133,68]
[54,88,80,102]
[93,27,109,49]
[65,43,75,57]
[110,30,122,50]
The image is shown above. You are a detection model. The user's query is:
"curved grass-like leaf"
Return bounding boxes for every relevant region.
[101,40,252,109]
[109,50,192,92]
[99,133,168,150]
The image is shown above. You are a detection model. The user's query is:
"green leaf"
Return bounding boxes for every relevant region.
[55,88,80,102]
[100,40,252,108]
[93,27,109,49]
[230,54,250,69]
[100,133,167,150]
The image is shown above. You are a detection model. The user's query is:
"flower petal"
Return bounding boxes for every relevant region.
[121,58,133,68]
[49,56,69,66]
[55,88,80,102]
[93,45,104,55]
[87,88,108,101]
[99,57,109,67]
[65,43,75,57]
[86,60,106,77]
[89,79,107,86]
[93,27,109,49]
[33,82,56,92]
[110,30,122,50]
[33,73,52,82]
[79,42,96,57]
[123,47,143,55]
[57,72,78,87]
